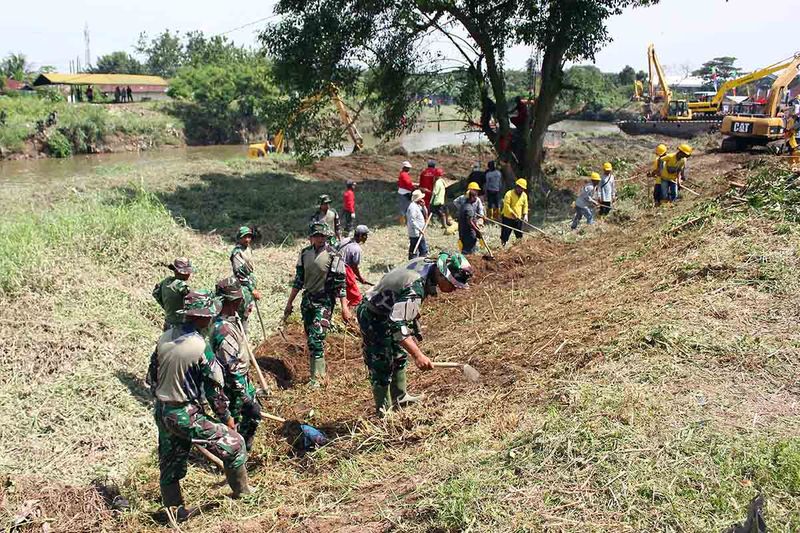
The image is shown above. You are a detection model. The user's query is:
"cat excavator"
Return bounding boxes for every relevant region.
[646,43,692,121]
[720,54,800,152]
[249,83,364,157]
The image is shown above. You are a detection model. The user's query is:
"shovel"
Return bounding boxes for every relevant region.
[478,236,495,261]
[432,361,481,383]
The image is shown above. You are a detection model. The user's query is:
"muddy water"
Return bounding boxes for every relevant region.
[0,120,616,184]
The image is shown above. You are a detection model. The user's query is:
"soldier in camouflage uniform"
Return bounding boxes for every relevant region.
[148,291,251,521]
[284,222,350,387]
[152,257,194,330]
[357,251,473,416]
[310,194,341,245]
[211,276,261,451]
[230,226,262,332]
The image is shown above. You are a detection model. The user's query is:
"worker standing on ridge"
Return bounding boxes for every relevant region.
[357,251,474,416]
[458,186,482,255]
[284,222,350,388]
[397,161,416,224]
[211,277,261,452]
[651,144,668,207]
[153,258,193,331]
[597,162,616,216]
[310,194,342,245]
[407,189,429,259]
[430,168,453,231]
[419,159,440,208]
[148,292,250,522]
[231,226,261,333]
[484,160,503,221]
[342,180,357,238]
[660,144,692,204]
[339,225,371,308]
[572,173,600,230]
[454,182,486,219]
[500,178,528,247]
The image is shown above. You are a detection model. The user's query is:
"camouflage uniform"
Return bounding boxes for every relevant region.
[152,277,190,330]
[210,313,261,451]
[230,235,256,329]
[292,226,346,377]
[311,194,341,246]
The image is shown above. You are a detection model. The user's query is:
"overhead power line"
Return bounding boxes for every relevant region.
[218,14,282,36]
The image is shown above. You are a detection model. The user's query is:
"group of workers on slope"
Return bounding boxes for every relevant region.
[571,161,618,230]
[149,213,474,520]
[650,143,693,207]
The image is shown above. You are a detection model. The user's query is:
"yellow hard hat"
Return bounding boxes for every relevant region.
[655,144,668,156]
[515,178,527,189]
[603,162,613,171]
[590,172,601,181]
[467,182,481,191]
[678,143,693,156]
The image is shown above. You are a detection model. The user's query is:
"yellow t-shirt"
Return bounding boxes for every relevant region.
[502,189,528,219]
[651,156,666,185]
[659,153,685,183]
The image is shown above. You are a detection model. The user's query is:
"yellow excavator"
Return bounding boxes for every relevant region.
[689,56,799,116]
[647,43,692,121]
[248,83,364,157]
[720,54,800,152]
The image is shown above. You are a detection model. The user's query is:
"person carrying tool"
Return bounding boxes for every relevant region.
[453,182,485,219]
[342,180,357,237]
[152,258,194,331]
[357,251,474,416]
[572,173,600,229]
[310,194,341,244]
[430,169,453,230]
[418,159,441,208]
[231,226,261,332]
[651,144,668,207]
[660,144,692,203]
[484,160,503,221]
[211,277,261,452]
[458,186,482,255]
[500,178,528,246]
[597,162,616,216]
[397,161,416,224]
[407,189,430,259]
[339,225,371,308]
[284,222,350,388]
[148,291,250,522]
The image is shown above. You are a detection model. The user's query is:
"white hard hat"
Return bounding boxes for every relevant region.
[402,161,412,169]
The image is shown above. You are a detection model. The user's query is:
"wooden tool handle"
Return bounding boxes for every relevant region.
[193,444,224,469]
[262,412,287,424]
[432,361,463,368]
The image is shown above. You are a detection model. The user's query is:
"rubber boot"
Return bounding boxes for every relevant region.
[161,482,198,522]
[309,357,326,388]
[372,382,392,417]
[225,465,252,498]
[390,367,423,407]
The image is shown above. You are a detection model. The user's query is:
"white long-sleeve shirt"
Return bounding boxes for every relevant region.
[406,202,427,238]
[598,173,616,202]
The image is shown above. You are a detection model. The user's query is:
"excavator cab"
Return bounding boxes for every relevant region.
[667,100,692,121]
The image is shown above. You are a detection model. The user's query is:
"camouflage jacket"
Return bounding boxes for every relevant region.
[210,315,252,415]
[152,276,190,326]
[292,243,346,301]
[230,245,256,290]
[363,257,437,341]
[147,324,231,423]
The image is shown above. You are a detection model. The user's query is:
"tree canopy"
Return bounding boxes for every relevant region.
[92,51,144,74]
[692,57,741,87]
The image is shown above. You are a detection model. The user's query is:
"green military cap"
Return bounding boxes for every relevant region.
[318,194,332,204]
[436,251,474,289]
[215,276,244,301]
[167,257,194,275]
[178,290,220,318]
[308,221,332,237]
[236,226,254,240]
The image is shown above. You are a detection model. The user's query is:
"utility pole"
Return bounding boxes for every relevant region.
[84,23,91,70]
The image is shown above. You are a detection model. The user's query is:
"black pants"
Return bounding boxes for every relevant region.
[599,201,612,216]
[500,216,522,244]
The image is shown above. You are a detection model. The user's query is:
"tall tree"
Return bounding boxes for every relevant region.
[262,0,657,192]
[92,51,144,74]
[693,57,740,87]
[136,30,185,78]
[618,65,636,85]
[1,53,31,81]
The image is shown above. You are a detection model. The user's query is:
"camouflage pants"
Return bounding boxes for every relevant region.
[356,303,407,387]
[229,381,261,450]
[154,401,247,487]
[301,295,334,361]
[239,287,255,333]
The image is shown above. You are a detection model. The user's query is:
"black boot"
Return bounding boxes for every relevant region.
[225,465,252,498]
[160,482,198,522]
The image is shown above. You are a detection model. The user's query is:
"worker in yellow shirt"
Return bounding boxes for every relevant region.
[660,143,692,203]
[785,110,799,163]
[651,144,668,207]
[500,178,528,246]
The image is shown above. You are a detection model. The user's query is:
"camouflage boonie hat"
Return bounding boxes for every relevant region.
[215,276,244,301]
[236,226,254,240]
[309,221,332,237]
[167,257,194,275]
[178,290,220,318]
[436,251,473,289]
[319,194,332,204]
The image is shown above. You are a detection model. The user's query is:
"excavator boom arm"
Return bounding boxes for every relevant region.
[648,44,672,118]
[764,56,800,117]
[709,56,798,109]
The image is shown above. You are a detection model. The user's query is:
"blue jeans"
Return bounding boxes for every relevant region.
[662,180,678,202]
[571,206,594,229]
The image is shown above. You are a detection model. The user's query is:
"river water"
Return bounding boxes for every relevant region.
[0,120,618,184]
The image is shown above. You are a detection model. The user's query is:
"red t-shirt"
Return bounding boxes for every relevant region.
[342,189,355,213]
[398,171,414,193]
[419,168,437,207]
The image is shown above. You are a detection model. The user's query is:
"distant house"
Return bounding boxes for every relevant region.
[1,78,34,93]
[32,73,170,102]
[665,75,705,92]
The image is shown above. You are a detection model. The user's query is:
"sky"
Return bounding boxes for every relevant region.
[2,0,797,76]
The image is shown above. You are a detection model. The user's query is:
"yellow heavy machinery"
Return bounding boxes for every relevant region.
[689,55,799,116]
[249,83,364,157]
[647,43,692,121]
[720,54,800,152]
